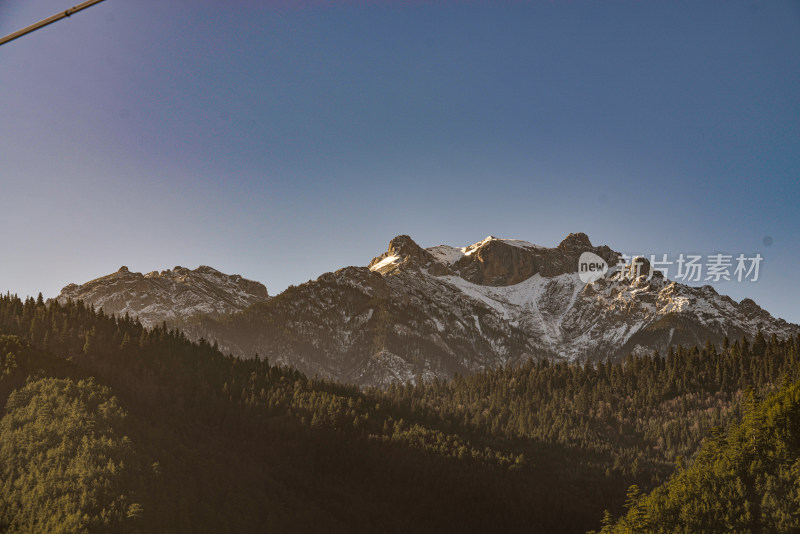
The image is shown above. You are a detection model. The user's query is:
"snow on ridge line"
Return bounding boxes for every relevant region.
[427,236,544,264]
[461,236,544,257]
[492,238,543,250]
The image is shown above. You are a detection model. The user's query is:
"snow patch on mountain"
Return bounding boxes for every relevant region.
[369,255,401,272]
[426,245,465,265]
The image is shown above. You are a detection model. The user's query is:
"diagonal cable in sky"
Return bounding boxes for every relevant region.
[0,0,108,47]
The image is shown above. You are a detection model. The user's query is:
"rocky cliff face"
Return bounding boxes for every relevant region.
[56,265,269,328]
[368,235,452,276]
[445,233,620,285]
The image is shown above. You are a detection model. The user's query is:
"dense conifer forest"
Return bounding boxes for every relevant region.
[0,292,798,533]
[596,380,800,533]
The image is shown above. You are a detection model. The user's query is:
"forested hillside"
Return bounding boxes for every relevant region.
[0,293,798,533]
[596,379,800,533]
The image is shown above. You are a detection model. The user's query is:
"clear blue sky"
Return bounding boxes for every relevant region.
[1,1,798,323]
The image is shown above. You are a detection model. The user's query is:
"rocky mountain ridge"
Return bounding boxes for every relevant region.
[186,234,797,385]
[55,234,799,386]
[56,265,269,328]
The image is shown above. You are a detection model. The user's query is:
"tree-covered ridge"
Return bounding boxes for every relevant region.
[0,335,147,533]
[596,378,800,533]
[0,295,572,532]
[0,377,145,534]
[379,335,794,480]
[0,293,798,532]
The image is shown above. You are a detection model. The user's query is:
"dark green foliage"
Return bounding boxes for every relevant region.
[596,379,800,533]
[0,293,798,533]
[0,377,145,534]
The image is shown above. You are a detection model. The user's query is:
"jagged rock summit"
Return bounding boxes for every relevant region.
[368,234,455,277]
[372,233,621,284]
[57,265,269,328]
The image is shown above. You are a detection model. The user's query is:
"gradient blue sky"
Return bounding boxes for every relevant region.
[1,0,799,323]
